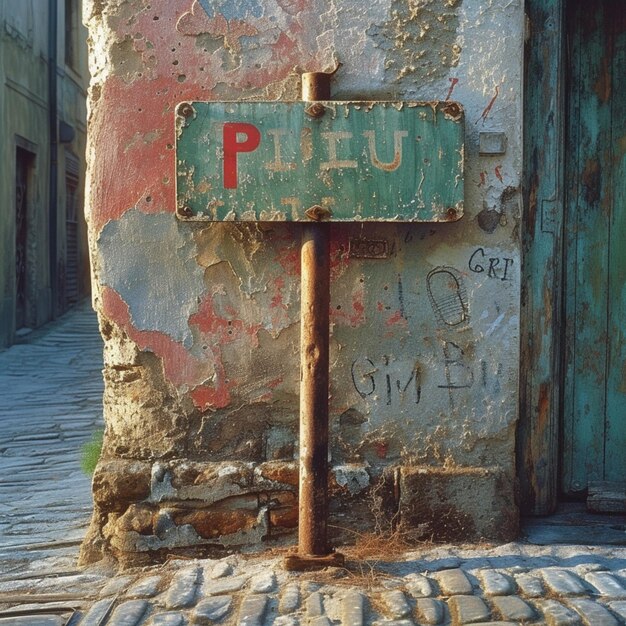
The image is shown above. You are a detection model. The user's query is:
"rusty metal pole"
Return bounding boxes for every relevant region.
[284,72,344,571]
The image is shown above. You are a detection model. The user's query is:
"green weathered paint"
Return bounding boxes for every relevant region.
[175,101,464,222]
[562,2,626,494]
[518,0,565,515]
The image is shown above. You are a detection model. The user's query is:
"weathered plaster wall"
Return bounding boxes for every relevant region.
[82,0,523,564]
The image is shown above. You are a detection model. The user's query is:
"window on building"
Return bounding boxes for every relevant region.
[64,0,79,69]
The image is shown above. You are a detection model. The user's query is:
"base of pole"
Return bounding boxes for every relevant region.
[283,550,345,572]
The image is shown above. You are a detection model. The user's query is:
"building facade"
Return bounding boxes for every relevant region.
[80,0,625,565]
[0,0,90,348]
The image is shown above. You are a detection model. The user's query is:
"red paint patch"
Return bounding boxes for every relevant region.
[331,285,365,327]
[275,245,300,277]
[478,85,500,124]
[191,383,230,411]
[386,310,407,327]
[101,286,232,411]
[189,292,260,346]
[270,277,287,309]
[446,77,459,101]
[374,441,388,459]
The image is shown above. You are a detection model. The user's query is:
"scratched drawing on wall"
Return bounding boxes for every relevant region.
[426,266,469,327]
[351,356,421,406]
[468,248,513,281]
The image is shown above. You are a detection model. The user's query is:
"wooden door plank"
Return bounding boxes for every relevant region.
[518,0,565,514]
[605,9,626,483]
[563,5,612,494]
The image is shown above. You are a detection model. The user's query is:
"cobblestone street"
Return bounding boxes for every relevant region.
[0,301,105,600]
[1,303,626,625]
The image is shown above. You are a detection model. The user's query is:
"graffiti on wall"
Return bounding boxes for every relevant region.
[348,249,508,412]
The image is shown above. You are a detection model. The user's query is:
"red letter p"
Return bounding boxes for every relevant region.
[223,122,261,189]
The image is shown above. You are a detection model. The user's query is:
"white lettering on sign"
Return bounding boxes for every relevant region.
[220,123,430,189]
[320,131,358,170]
[264,129,296,172]
[363,130,408,171]
[300,127,313,163]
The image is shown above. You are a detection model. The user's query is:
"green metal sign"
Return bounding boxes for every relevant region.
[175,101,464,222]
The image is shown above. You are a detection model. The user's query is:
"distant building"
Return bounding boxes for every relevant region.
[0,0,89,348]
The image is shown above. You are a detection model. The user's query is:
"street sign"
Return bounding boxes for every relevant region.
[176,101,464,222]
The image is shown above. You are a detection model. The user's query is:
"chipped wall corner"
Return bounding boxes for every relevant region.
[81,0,524,566]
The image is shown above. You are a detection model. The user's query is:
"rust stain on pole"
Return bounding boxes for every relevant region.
[284,72,344,571]
[298,221,330,556]
[302,72,331,101]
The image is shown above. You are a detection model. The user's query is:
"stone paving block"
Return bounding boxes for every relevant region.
[404,573,434,598]
[415,598,445,624]
[491,595,535,621]
[514,572,544,597]
[126,574,162,598]
[306,591,325,617]
[540,569,587,596]
[79,598,116,625]
[435,569,473,596]
[322,590,343,622]
[309,618,332,626]
[536,599,582,625]
[573,563,607,575]
[372,620,413,626]
[341,589,365,626]
[99,575,135,597]
[238,593,268,626]
[585,571,626,599]
[193,595,233,624]
[478,570,515,596]
[455,623,517,625]
[608,600,626,621]
[165,565,200,609]
[300,580,322,596]
[381,589,411,619]
[250,571,276,593]
[147,613,185,626]
[203,574,249,596]
[106,599,149,626]
[567,598,619,626]
[279,582,300,614]
[0,617,68,625]
[447,595,490,624]
[210,561,233,579]
[273,617,299,626]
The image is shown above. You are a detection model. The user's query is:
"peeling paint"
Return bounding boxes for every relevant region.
[82,0,524,564]
[368,0,463,84]
[98,209,205,347]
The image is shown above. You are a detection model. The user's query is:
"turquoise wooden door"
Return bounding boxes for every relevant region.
[562,1,626,495]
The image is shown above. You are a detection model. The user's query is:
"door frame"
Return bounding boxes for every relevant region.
[518,0,567,515]
[14,136,38,334]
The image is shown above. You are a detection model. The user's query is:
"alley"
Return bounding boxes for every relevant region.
[0,301,105,595]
